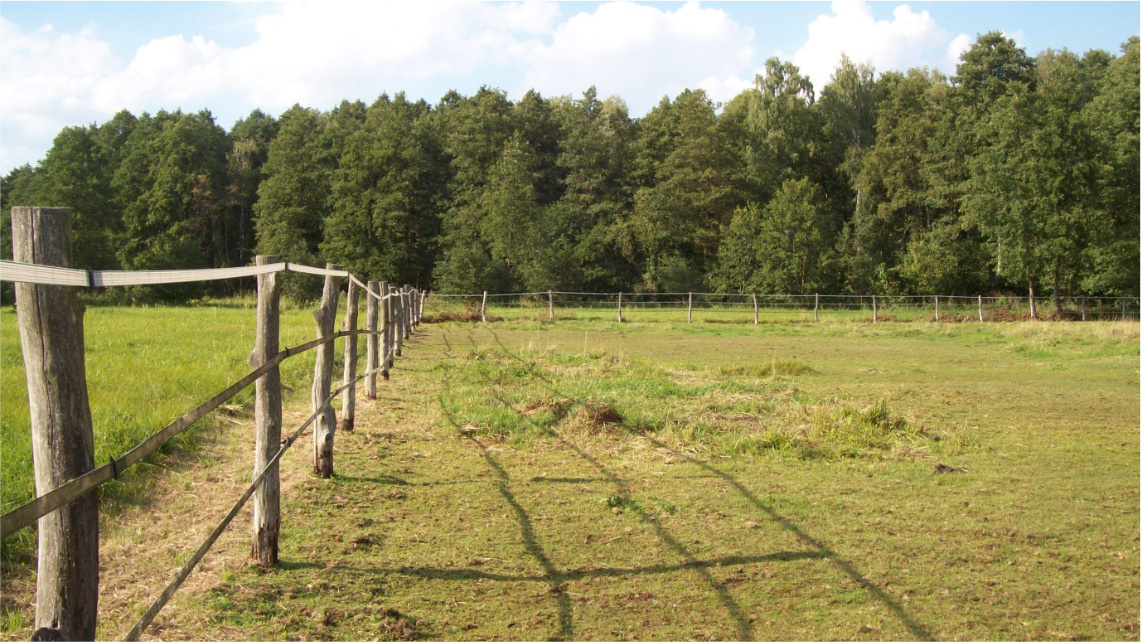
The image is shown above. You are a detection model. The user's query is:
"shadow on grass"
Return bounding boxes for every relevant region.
[440,329,756,641]
[479,326,935,641]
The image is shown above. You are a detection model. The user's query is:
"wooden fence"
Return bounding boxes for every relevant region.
[432,291,1140,323]
[0,207,428,641]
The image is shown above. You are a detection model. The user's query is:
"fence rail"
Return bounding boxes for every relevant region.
[2,206,426,641]
[429,291,1140,323]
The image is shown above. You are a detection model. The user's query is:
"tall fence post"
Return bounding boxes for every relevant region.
[1081,296,1087,321]
[366,281,379,396]
[381,282,393,374]
[549,290,554,320]
[12,207,99,641]
[481,290,488,322]
[752,293,758,325]
[410,288,419,331]
[395,286,404,357]
[402,286,411,339]
[420,289,428,323]
[814,293,819,323]
[872,295,878,323]
[1029,292,1037,320]
[340,276,360,432]
[250,254,282,568]
[617,292,623,323]
[978,295,984,322]
[688,292,693,323]
[312,264,342,478]
[935,295,940,322]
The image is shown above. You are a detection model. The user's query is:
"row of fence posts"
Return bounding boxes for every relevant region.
[250,258,423,567]
[8,207,425,639]
[474,291,1130,324]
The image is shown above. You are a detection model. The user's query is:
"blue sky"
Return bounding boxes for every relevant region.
[1,1,1137,173]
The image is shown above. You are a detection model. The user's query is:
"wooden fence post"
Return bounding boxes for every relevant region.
[617,292,623,323]
[420,289,428,323]
[381,282,393,374]
[250,254,283,568]
[688,292,693,323]
[481,290,488,322]
[872,295,878,323]
[394,286,404,357]
[1081,296,1087,321]
[410,288,419,331]
[935,295,940,322]
[549,290,554,320]
[1029,292,1037,320]
[406,285,415,337]
[814,293,819,323]
[366,281,379,396]
[340,276,359,432]
[978,295,984,322]
[312,264,342,478]
[752,294,758,325]
[1122,298,1127,321]
[12,207,99,641]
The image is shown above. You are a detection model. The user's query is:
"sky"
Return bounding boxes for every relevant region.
[1,1,1137,174]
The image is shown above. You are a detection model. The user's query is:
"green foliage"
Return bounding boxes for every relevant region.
[715,178,832,294]
[6,32,1138,303]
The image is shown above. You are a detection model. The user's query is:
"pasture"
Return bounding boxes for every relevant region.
[1,304,1138,640]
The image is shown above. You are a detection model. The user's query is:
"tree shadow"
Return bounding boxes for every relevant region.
[449,329,756,640]
[478,326,935,641]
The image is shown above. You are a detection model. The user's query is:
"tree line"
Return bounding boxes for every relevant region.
[3,33,1137,306]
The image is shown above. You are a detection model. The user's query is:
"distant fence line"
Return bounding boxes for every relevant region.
[1,207,428,641]
[429,290,1140,323]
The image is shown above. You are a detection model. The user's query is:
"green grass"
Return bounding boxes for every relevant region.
[2,306,1138,640]
[0,298,356,557]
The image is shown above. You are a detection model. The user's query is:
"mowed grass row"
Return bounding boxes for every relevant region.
[0,295,355,556]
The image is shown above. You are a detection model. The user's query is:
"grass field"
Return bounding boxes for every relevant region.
[1,304,1138,640]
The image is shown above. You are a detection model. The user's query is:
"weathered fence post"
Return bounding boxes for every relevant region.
[340,276,359,432]
[12,207,99,641]
[411,288,419,330]
[250,254,283,568]
[935,295,940,322]
[1029,291,1037,320]
[978,295,984,322]
[872,295,878,323]
[406,285,415,339]
[752,294,759,325]
[1081,296,1087,321]
[312,264,342,477]
[481,290,488,322]
[688,292,693,323]
[420,289,427,323]
[814,293,820,323]
[549,290,554,320]
[366,280,379,397]
[381,281,393,375]
[617,292,623,323]
[394,286,404,357]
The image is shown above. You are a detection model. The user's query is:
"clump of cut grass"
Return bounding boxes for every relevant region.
[718,358,816,378]
[568,403,624,434]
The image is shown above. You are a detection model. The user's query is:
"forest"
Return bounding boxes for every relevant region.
[2,32,1137,305]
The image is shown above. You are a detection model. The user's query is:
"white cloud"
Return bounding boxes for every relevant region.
[0,17,117,168]
[793,0,970,86]
[945,33,973,73]
[521,1,755,114]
